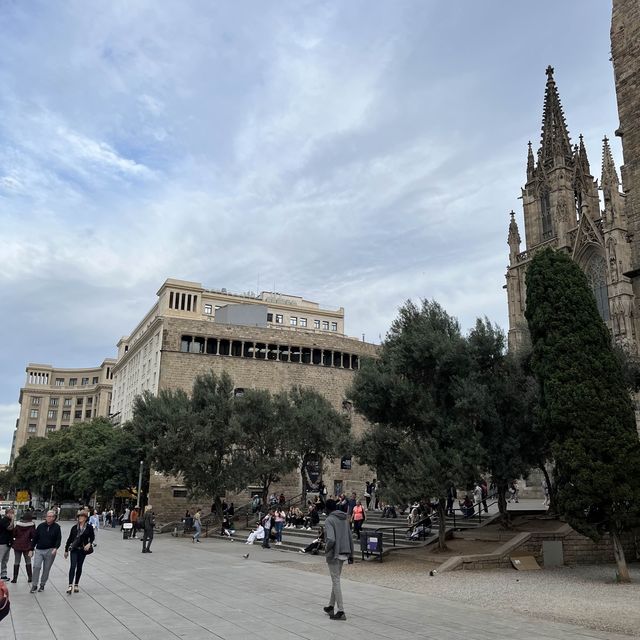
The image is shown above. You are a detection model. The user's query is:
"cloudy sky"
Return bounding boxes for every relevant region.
[0,1,621,462]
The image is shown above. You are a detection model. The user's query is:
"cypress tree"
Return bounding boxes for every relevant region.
[526,248,640,582]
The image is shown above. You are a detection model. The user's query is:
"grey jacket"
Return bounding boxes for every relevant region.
[324,510,354,561]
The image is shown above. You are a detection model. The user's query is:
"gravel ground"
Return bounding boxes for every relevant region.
[288,557,640,636]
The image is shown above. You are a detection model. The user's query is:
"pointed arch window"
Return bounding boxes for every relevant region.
[585,254,610,322]
[541,188,553,239]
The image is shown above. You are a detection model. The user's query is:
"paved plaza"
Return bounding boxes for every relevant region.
[3,523,635,640]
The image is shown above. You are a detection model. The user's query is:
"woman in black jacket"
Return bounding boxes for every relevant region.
[64,510,95,594]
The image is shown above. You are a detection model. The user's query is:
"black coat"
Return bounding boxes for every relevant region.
[65,523,95,552]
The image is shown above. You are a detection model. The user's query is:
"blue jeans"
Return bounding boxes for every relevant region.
[275,521,284,542]
[193,522,201,541]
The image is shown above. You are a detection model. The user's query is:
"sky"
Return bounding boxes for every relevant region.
[0,1,622,463]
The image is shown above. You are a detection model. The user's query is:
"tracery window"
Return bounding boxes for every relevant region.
[585,254,610,322]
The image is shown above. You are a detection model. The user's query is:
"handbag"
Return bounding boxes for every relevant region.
[84,544,94,555]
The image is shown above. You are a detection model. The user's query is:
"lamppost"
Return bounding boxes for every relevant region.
[136,461,143,509]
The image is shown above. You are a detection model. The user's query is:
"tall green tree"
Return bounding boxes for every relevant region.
[285,386,351,502]
[350,299,479,550]
[13,418,142,504]
[457,319,543,527]
[526,248,640,582]
[130,371,244,509]
[232,389,299,504]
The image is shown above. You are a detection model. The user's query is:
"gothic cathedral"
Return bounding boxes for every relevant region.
[505,65,636,354]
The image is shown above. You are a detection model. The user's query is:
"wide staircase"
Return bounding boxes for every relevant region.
[203,498,499,554]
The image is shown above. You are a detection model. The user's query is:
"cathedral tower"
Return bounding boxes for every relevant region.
[506,67,636,352]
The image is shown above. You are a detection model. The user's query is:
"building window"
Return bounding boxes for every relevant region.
[60,424,69,430]
[85,410,92,418]
[314,320,320,329]
[300,318,307,327]
[49,398,59,406]
[77,398,83,406]
[31,397,41,405]
[275,314,283,324]
[172,488,188,498]
[69,378,77,387]
[81,377,89,386]
[322,321,329,330]
[92,376,99,384]
[87,397,93,405]
[29,409,38,418]
[62,411,71,420]
[180,336,192,352]
[55,378,64,386]
[290,317,298,326]
[331,322,338,331]
[267,313,273,322]
[74,410,82,419]
[28,424,37,434]
[63,398,72,407]
[47,410,57,419]
[204,304,213,315]
[46,424,56,433]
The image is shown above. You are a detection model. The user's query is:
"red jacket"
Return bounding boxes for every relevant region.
[12,520,36,551]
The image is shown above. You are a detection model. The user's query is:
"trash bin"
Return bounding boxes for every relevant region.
[122,522,133,540]
[360,530,383,562]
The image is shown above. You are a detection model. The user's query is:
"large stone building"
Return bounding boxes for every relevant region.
[11,360,115,462]
[612,1,640,292]
[110,278,377,518]
[505,66,636,353]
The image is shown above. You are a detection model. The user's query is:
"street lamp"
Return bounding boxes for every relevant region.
[136,461,143,509]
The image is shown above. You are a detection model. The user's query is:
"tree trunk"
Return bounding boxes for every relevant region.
[539,463,556,514]
[496,480,511,529]
[611,527,632,583]
[437,497,448,551]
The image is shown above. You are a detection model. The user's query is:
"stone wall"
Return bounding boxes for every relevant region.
[148,317,378,521]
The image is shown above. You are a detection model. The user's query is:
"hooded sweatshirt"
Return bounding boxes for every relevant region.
[324,510,354,561]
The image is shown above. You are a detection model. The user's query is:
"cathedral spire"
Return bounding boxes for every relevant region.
[527,141,535,181]
[539,66,573,168]
[577,134,591,175]
[508,210,521,260]
[601,135,620,191]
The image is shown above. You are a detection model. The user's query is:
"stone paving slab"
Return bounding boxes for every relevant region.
[1,523,630,639]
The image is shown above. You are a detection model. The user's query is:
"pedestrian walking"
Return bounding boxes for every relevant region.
[12,511,36,584]
[323,499,354,621]
[351,499,366,540]
[64,510,95,594]
[364,482,372,511]
[192,508,202,543]
[369,479,378,511]
[141,505,155,553]
[89,510,100,545]
[30,510,61,593]
[542,479,550,506]
[261,509,274,549]
[274,507,285,546]
[130,507,139,539]
[0,508,15,581]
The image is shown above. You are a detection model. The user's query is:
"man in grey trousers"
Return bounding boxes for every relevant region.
[323,498,354,621]
[30,511,61,593]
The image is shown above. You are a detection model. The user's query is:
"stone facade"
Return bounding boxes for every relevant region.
[109,279,378,521]
[612,0,640,290]
[12,360,115,462]
[506,66,637,353]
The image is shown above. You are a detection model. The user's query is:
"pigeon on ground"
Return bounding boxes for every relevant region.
[242,553,250,559]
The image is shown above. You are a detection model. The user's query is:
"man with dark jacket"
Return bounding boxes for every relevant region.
[0,509,15,581]
[323,499,354,621]
[30,510,62,592]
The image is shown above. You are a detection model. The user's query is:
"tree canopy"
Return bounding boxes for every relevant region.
[12,418,143,504]
[350,299,479,549]
[526,248,640,582]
